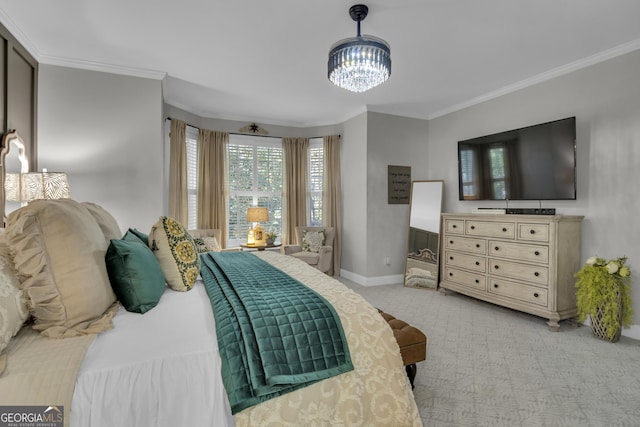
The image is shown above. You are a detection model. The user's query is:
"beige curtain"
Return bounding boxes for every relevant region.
[168,119,187,224]
[323,135,342,276]
[197,128,229,247]
[282,137,309,245]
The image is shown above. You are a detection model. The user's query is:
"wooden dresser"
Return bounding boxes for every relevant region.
[439,213,583,331]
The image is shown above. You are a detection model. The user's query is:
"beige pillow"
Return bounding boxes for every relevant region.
[0,234,29,373]
[150,216,200,292]
[82,201,122,246]
[6,199,118,338]
[302,230,326,253]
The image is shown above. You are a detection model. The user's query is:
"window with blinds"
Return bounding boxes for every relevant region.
[186,126,199,229]
[309,139,323,226]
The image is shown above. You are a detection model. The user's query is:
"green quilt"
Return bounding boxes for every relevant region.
[200,252,353,414]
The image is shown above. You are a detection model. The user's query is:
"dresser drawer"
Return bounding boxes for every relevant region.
[517,223,550,242]
[445,251,486,272]
[489,241,549,264]
[489,258,549,285]
[443,266,486,291]
[465,220,515,239]
[489,277,548,307]
[444,235,486,254]
[444,219,465,235]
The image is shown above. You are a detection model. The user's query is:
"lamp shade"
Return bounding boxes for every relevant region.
[246,206,268,223]
[5,171,70,203]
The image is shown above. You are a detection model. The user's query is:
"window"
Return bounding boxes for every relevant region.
[227,135,283,246]
[185,126,199,229]
[308,138,323,226]
[184,132,324,246]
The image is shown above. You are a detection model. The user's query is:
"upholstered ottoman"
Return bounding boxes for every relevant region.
[378,309,427,387]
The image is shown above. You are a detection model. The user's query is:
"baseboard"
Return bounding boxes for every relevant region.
[339,269,403,287]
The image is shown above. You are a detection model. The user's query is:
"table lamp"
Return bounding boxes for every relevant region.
[246,206,268,246]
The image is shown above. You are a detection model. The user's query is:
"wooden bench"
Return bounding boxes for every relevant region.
[378,309,427,388]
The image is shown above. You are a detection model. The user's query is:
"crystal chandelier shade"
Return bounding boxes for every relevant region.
[328,4,391,93]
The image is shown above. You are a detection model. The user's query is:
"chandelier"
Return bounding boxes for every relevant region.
[328,4,391,93]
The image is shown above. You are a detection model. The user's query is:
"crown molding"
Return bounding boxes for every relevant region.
[428,38,640,120]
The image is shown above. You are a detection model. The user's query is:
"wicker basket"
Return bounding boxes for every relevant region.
[589,293,622,343]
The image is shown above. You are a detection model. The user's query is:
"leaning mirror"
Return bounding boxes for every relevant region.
[403,180,444,290]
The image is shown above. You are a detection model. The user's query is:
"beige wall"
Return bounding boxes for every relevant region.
[37,65,164,233]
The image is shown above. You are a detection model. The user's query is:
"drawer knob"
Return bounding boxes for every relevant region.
[493,283,499,288]
[502,227,507,232]
[534,292,539,298]
[475,261,480,266]
[449,272,453,277]
[534,251,540,256]
[530,229,535,234]
[534,272,540,277]
[470,225,475,230]
[494,265,499,270]
[476,244,480,248]
[452,224,457,228]
[475,279,479,283]
[494,246,499,251]
[450,240,454,244]
[449,256,454,260]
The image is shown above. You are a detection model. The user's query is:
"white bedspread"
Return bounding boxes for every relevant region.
[70,282,235,427]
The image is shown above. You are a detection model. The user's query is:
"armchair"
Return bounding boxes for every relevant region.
[283,226,335,275]
[188,229,241,252]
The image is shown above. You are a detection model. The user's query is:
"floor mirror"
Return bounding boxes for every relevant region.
[403,180,444,290]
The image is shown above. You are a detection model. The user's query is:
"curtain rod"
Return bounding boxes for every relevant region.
[165,117,340,140]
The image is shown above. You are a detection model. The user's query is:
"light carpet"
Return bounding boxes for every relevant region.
[341,279,640,427]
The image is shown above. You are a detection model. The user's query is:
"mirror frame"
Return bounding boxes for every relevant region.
[1,130,30,224]
[403,180,444,290]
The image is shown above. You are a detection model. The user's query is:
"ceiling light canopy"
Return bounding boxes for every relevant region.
[328,4,391,93]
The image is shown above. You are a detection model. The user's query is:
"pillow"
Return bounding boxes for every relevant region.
[302,230,326,253]
[0,237,29,374]
[82,202,122,247]
[150,216,200,292]
[6,199,118,338]
[194,236,221,253]
[126,228,150,246]
[106,237,165,314]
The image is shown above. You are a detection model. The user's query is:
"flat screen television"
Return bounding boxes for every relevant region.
[457,117,576,201]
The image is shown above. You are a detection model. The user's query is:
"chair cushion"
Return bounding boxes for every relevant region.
[6,199,118,338]
[106,235,166,314]
[301,230,326,253]
[291,251,320,265]
[150,216,200,292]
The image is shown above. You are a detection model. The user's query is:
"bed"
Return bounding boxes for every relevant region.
[0,199,422,426]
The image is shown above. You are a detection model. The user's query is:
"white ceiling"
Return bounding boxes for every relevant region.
[1,0,640,127]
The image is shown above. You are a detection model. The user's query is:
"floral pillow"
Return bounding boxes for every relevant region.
[150,216,200,292]
[302,230,326,253]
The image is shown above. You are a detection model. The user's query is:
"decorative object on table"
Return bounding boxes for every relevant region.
[246,207,269,246]
[574,256,633,342]
[328,4,391,93]
[264,230,277,245]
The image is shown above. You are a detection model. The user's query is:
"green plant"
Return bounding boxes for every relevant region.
[574,256,633,339]
[264,231,277,240]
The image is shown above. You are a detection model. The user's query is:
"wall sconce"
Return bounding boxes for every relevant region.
[246,206,268,246]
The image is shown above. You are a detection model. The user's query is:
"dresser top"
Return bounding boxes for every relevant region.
[442,213,584,222]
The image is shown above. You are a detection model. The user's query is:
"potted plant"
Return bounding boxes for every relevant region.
[264,231,277,246]
[574,256,633,342]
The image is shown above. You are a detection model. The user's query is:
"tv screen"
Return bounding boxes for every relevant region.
[458,117,576,201]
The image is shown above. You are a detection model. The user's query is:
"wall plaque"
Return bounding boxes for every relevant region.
[388,165,411,204]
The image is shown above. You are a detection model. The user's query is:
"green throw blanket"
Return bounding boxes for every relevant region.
[200,252,353,414]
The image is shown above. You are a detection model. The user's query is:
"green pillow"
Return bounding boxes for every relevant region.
[126,228,149,246]
[106,238,166,314]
